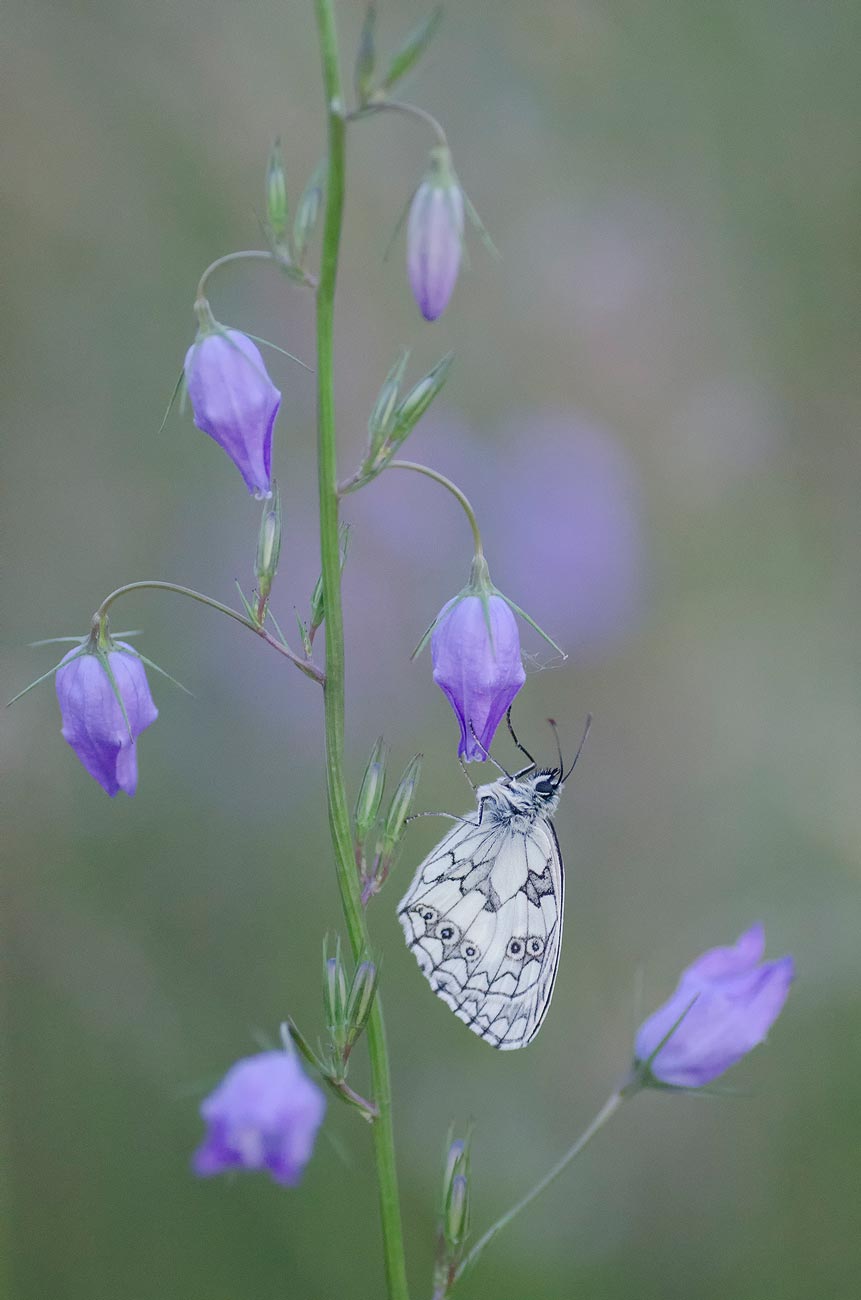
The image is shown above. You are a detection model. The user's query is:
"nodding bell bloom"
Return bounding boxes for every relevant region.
[431,590,525,762]
[407,146,464,322]
[634,923,794,1088]
[55,641,158,797]
[184,312,280,498]
[193,1051,325,1187]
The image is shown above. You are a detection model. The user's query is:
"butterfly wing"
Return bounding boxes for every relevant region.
[398,814,564,1049]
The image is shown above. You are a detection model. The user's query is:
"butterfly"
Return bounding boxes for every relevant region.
[398,714,590,1050]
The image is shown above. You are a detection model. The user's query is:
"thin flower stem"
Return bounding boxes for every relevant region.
[313,4,410,1300]
[452,1090,628,1289]
[385,460,484,560]
[93,581,324,683]
[195,250,279,305]
[349,98,448,147]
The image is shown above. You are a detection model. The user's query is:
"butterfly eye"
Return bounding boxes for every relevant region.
[526,936,545,958]
[507,937,526,959]
[535,778,556,797]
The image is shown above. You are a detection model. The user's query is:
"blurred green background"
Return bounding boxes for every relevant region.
[3,0,860,1297]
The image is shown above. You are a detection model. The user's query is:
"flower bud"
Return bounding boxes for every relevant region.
[389,352,453,446]
[255,486,282,605]
[444,1173,470,1250]
[265,139,289,243]
[431,583,526,763]
[367,350,410,462]
[407,146,464,321]
[322,938,349,1053]
[184,310,280,498]
[55,637,158,797]
[354,737,388,842]
[293,160,326,264]
[345,960,378,1046]
[193,1050,325,1187]
[354,3,377,106]
[380,754,422,862]
[634,924,794,1089]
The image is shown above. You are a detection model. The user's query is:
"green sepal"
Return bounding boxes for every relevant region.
[234,580,257,623]
[158,368,187,435]
[117,645,192,697]
[381,5,443,91]
[295,610,313,659]
[464,191,501,261]
[496,593,566,660]
[6,646,88,707]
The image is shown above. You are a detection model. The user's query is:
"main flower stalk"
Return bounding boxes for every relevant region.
[313,3,410,1298]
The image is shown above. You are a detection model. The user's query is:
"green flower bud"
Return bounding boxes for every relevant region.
[354,737,388,842]
[380,754,422,861]
[367,350,410,463]
[354,3,377,106]
[389,352,453,447]
[322,937,349,1054]
[444,1173,469,1250]
[254,484,282,605]
[265,139,289,242]
[293,159,326,264]
[345,960,378,1045]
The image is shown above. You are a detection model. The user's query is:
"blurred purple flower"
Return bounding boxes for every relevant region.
[491,411,646,658]
[407,147,464,322]
[193,1051,325,1187]
[432,593,525,761]
[184,329,280,498]
[55,642,158,797]
[635,924,794,1088]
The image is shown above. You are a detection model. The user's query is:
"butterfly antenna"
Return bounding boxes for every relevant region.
[467,719,511,777]
[506,707,536,766]
[547,717,564,776]
[562,713,592,782]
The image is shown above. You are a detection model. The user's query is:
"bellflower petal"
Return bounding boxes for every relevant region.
[55,642,158,797]
[193,1051,326,1187]
[635,924,795,1088]
[184,329,280,497]
[431,594,526,762]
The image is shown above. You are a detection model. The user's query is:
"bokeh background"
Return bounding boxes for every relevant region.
[3,0,860,1297]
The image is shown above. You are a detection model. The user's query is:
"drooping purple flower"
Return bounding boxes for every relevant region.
[55,642,158,797]
[432,592,526,762]
[184,328,280,498]
[407,146,465,322]
[193,1051,326,1187]
[635,923,794,1088]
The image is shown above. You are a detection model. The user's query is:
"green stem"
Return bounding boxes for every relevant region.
[452,1090,627,1289]
[349,98,448,147]
[384,460,484,560]
[93,580,324,683]
[313,4,410,1299]
[195,250,279,305]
